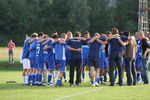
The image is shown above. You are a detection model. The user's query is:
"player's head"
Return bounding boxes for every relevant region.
[43,34,49,39]
[84,31,90,38]
[74,31,81,37]
[9,39,12,43]
[94,32,100,37]
[101,34,107,38]
[106,31,112,37]
[52,30,58,36]
[138,30,145,40]
[112,28,119,35]
[67,31,73,39]
[52,35,59,39]
[123,31,130,37]
[31,32,38,38]
[38,32,44,39]
[61,33,67,40]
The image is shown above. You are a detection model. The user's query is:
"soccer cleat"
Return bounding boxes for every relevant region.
[75,83,80,87]
[91,84,95,87]
[64,80,67,83]
[95,82,100,87]
[109,83,114,86]
[82,79,85,83]
[70,84,74,87]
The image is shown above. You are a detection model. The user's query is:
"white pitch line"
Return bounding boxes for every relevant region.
[53,86,109,100]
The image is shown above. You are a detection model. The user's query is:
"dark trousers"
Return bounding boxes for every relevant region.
[69,58,82,84]
[109,54,123,85]
[141,58,149,84]
[125,58,137,85]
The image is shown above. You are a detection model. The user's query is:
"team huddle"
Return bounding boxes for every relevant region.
[21,28,150,87]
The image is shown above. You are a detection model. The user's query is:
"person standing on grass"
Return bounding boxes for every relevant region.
[22,37,31,85]
[107,28,128,86]
[87,33,107,87]
[117,31,137,86]
[137,31,150,84]
[8,39,15,64]
[53,33,81,87]
[66,32,86,87]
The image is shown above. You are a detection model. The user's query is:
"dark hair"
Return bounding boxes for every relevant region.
[112,28,119,35]
[123,31,130,36]
[52,35,59,39]
[38,32,44,37]
[84,31,90,35]
[106,31,112,34]
[75,31,81,37]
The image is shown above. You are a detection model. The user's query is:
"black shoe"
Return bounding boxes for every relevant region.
[119,83,123,86]
[38,84,45,86]
[109,84,114,86]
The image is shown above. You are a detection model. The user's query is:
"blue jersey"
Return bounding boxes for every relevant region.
[65,49,71,59]
[136,39,142,59]
[28,39,37,59]
[88,38,106,58]
[66,39,86,59]
[22,39,31,59]
[108,36,128,55]
[54,42,70,60]
[43,40,54,62]
[82,45,89,59]
[35,41,44,62]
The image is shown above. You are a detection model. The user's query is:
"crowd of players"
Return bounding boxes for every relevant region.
[21,28,150,87]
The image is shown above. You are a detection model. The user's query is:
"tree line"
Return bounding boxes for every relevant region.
[0,0,138,46]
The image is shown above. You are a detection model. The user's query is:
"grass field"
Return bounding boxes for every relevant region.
[0,47,150,100]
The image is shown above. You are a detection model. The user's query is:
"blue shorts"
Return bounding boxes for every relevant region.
[29,58,36,69]
[82,58,88,66]
[122,59,125,68]
[45,60,55,70]
[35,58,44,69]
[88,57,100,69]
[100,58,108,69]
[135,58,142,68]
[56,60,66,72]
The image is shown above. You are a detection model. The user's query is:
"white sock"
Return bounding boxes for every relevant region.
[25,76,28,84]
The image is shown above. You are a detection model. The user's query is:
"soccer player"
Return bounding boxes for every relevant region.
[53,33,81,87]
[34,32,45,86]
[43,37,55,86]
[137,31,150,84]
[117,31,137,85]
[22,36,31,85]
[8,39,15,64]
[87,33,107,87]
[135,32,142,83]
[107,28,128,86]
[81,31,90,82]
[28,33,38,85]
[66,32,86,87]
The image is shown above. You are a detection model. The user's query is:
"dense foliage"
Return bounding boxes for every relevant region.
[0,0,138,46]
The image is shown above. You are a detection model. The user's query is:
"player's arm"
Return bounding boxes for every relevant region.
[52,39,59,45]
[28,39,35,44]
[43,46,52,50]
[59,40,67,44]
[117,37,129,46]
[96,38,108,45]
[67,47,81,52]
[87,37,97,44]
[74,37,86,41]
[143,48,150,58]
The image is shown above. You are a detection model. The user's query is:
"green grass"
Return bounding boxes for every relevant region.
[0,47,150,100]
[0,71,150,100]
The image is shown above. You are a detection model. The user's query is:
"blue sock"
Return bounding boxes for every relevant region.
[38,73,42,84]
[115,70,118,80]
[91,80,94,84]
[63,72,66,80]
[32,74,35,84]
[48,73,53,84]
[28,74,31,84]
[55,79,61,87]
[95,77,99,83]
[35,73,39,84]
[82,73,85,80]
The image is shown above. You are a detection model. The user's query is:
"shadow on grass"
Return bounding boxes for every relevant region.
[0,61,22,71]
